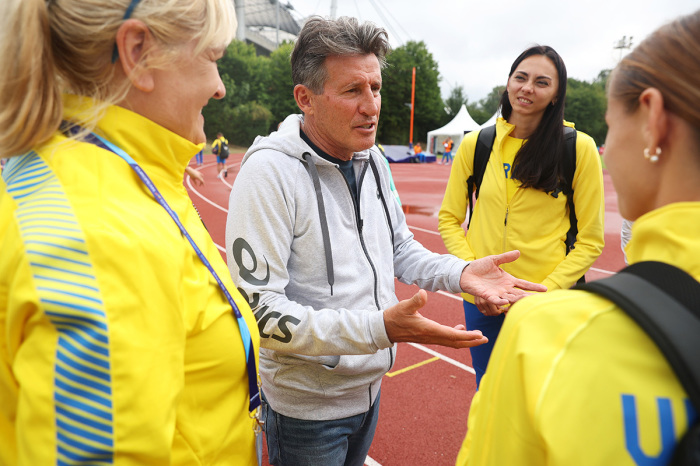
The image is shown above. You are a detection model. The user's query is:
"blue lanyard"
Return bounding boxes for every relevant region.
[70,127,260,413]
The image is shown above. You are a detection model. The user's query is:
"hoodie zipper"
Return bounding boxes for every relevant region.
[337,163,381,310]
[503,205,510,253]
[338,161,393,372]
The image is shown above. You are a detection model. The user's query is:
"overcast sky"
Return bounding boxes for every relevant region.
[285,0,698,103]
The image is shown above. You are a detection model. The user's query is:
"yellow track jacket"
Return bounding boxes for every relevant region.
[0,96,259,465]
[458,202,700,465]
[439,118,605,302]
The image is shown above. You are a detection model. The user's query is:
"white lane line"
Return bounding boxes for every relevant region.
[407,342,476,375]
[436,289,463,301]
[365,456,382,466]
[589,267,616,275]
[187,179,228,213]
[408,225,441,236]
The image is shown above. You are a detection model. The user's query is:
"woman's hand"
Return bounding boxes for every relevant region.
[474,296,508,316]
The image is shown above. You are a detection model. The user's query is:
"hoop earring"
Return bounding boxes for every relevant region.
[644,147,661,163]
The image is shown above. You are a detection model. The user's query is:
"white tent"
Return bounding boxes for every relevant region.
[426,105,481,154]
[480,110,501,128]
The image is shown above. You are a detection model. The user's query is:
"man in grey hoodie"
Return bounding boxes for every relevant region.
[226,16,547,466]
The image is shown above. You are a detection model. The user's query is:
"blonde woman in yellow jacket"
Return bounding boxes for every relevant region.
[458,10,700,464]
[0,1,260,464]
[439,46,605,387]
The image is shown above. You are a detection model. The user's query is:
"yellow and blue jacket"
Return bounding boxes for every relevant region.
[0,95,259,465]
[458,202,700,465]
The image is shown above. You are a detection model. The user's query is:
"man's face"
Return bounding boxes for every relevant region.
[301,54,382,161]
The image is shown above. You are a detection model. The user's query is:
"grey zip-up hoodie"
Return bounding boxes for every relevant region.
[226,114,469,420]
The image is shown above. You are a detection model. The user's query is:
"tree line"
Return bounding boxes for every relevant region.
[204,39,609,148]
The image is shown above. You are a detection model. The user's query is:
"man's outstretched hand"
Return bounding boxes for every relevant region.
[384,290,488,349]
[460,250,547,312]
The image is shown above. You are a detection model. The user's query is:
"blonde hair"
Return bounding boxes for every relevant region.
[611,9,700,136]
[0,0,236,157]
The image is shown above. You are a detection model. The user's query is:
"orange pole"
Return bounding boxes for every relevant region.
[409,66,416,145]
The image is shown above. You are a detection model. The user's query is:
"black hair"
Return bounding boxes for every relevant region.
[499,45,568,193]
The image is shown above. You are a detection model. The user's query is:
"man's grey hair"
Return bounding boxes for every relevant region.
[291,16,391,93]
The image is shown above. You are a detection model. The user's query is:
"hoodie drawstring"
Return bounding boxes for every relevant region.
[302,153,335,296]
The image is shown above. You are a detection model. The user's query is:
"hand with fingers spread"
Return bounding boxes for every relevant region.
[384,290,489,349]
[460,250,547,307]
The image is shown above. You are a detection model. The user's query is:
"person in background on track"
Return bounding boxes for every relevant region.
[195,147,204,166]
[457,9,700,465]
[225,16,547,466]
[441,136,454,165]
[0,0,260,464]
[212,131,229,178]
[438,45,605,388]
[413,141,426,162]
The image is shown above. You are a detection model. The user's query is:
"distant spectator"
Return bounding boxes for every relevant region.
[414,142,426,162]
[212,131,229,178]
[441,137,454,164]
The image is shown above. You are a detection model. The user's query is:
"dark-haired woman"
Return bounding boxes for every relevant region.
[438,46,605,387]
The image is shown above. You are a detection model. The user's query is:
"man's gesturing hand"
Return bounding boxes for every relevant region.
[383,290,488,349]
[460,250,547,309]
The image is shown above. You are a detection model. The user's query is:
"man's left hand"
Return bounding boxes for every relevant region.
[459,250,547,307]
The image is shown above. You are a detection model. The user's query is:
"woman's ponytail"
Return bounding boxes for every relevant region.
[0,0,63,157]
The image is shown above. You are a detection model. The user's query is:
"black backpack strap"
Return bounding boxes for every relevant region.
[576,261,700,408]
[561,126,578,254]
[466,125,496,229]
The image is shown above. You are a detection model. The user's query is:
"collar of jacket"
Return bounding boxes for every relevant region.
[62,94,202,181]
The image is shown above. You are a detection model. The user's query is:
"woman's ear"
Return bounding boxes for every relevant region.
[639,88,668,152]
[115,19,155,92]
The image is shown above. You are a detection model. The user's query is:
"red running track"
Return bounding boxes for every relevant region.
[185,153,625,466]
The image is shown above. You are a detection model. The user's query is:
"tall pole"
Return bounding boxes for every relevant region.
[409,67,416,145]
[331,0,338,18]
[275,0,280,48]
[235,0,246,41]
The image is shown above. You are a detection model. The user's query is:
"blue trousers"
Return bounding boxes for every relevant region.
[195,150,203,165]
[262,391,380,466]
[463,300,505,388]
